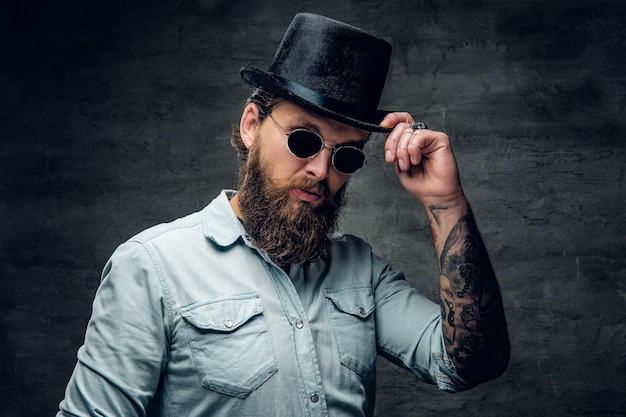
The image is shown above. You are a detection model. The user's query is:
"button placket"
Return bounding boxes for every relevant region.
[268,263,327,415]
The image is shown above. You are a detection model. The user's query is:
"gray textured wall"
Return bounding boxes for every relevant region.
[2,0,625,416]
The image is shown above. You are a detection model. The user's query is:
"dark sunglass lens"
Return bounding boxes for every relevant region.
[287,130,323,158]
[333,147,365,174]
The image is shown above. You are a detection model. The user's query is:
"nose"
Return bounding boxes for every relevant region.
[305,146,332,180]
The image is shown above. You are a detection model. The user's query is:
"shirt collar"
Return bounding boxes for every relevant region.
[202,190,246,247]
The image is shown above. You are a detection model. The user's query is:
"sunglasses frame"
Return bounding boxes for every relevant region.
[267,113,366,174]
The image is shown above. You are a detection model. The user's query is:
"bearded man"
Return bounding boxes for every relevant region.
[58,13,510,417]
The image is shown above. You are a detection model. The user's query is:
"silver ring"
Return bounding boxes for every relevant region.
[411,122,428,130]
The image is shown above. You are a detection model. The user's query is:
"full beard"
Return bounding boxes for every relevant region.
[236,149,347,268]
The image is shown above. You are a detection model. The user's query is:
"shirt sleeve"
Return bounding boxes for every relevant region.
[57,241,171,416]
[372,253,474,392]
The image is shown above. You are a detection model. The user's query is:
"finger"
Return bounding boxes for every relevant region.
[396,128,415,171]
[384,121,412,163]
[407,129,424,166]
[380,112,414,134]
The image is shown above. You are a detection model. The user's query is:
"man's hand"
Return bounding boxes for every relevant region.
[380,112,464,210]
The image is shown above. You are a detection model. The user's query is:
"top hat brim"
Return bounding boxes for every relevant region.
[241,66,393,133]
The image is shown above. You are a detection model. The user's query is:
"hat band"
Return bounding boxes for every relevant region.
[271,73,374,123]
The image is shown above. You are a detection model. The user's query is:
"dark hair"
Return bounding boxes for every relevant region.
[231,88,283,165]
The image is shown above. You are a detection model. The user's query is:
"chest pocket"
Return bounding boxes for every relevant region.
[325,285,376,377]
[181,293,277,398]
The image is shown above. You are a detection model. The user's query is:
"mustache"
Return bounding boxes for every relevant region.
[283,177,333,204]
[290,177,325,192]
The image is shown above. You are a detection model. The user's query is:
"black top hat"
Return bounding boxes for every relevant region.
[240,13,393,132]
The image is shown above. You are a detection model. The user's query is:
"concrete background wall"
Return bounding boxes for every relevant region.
[1,0,625,415]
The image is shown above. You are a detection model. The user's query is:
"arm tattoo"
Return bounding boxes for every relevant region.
[435,207,509,384]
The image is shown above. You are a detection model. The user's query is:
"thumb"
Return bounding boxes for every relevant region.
[379,112,413,133]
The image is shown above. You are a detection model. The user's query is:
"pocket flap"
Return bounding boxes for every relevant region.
[181,293,263,332]
[325,286,375,318]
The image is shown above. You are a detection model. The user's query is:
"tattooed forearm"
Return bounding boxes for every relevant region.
[435,206,510,384]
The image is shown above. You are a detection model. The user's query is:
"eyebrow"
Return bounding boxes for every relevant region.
[281,117,369,148]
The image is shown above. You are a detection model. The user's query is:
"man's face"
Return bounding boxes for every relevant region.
[235,101,369,266]
[253,101,368,208]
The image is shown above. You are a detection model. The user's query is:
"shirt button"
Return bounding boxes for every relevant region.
[224,319,233,328]
[358,307,366,316]
[310,393,319,403]
[295,319,304,329]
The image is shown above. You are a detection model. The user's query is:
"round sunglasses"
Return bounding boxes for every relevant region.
[267,113,366,174]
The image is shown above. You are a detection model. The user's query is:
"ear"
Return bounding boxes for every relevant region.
[240,103,262,150]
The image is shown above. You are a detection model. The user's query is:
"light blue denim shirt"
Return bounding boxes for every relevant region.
[58,190,471,417]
